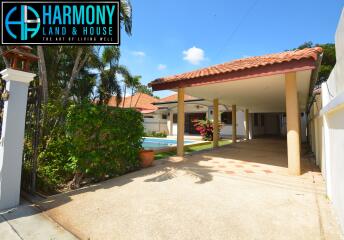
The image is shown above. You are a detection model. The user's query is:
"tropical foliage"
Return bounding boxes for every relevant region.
[36,102,144,192]
[293,41,336,83]
[193,119,222,141]
[0,0,154,193]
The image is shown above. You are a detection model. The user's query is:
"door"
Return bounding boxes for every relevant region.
[185,113,206,134]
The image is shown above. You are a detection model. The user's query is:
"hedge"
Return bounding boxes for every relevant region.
[66,103,144,179]
[36,102,144,192]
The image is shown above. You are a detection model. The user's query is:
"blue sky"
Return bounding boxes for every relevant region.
[119,0,343,98]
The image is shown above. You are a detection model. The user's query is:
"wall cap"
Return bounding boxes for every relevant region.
[0,68,36,84]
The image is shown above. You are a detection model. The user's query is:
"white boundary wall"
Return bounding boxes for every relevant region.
[311,8,344,233]
[143,118,168,134]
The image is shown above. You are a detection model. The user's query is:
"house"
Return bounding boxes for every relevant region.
[111,91,304,140]
[153,94,246,137]
[147,9,344,233]
[152,94,308,140]
[149,46,322,171]
[113,92,248,137]
[108,93,159,115]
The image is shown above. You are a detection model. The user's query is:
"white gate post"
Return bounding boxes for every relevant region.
[0,68,35,211]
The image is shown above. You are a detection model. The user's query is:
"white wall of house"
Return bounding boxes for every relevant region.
[164,103,245,137]
[310,9,344,233]
[220,111,245,137]
[143,114,168,134]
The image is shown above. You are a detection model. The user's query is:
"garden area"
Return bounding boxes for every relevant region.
[0,0,154,195]
[30,102,145,193]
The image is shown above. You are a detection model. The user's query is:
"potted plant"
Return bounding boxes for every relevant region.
[139,149,154,168]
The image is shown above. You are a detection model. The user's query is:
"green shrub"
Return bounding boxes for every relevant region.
[26,101,76,193]
[66,102,144,180]
[35,101,144,192]
[37,135,74,192]
[144,131,167,138]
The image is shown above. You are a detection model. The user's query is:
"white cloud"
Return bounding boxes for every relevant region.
[157,64,167,70]
[131,51,145,57]
[183,46,205,65]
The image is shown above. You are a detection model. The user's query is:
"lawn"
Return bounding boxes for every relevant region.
[155,139,232,160]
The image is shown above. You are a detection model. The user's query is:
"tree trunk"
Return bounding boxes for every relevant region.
[37,46,49,104]
[62,48,89,106]
[0,46,10,68]
[134,92,142,107]
[67,172,84,190]
[129,88,134,107]
[122,85,127,107]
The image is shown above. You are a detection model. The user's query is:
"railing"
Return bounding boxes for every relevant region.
[21,84,41,193]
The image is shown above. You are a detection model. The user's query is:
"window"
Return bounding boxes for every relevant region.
[162,114,167,120]
[221,111,232,124]
[254,113,259,127]
[173,114,177,123]
[260,114,264,126]
[144,115,153,119]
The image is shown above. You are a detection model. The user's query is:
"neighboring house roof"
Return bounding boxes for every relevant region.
[108,93,158,113]
[156,94,201,104]
[149,47,323,90]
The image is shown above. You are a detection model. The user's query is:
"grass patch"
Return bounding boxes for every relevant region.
[154,139,232,160]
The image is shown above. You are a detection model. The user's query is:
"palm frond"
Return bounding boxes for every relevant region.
[120,0,132,35]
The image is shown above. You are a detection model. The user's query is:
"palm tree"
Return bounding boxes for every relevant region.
[129,76,141,107]
[122,75,141,107]
[94,46,131,105]
[134,83,153,107]
[120,0,133,35]
[37,0,133,106]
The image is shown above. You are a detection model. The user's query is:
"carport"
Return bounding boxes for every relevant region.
[149,47,323,175]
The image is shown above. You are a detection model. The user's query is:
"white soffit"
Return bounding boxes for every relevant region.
[183,70,312,113]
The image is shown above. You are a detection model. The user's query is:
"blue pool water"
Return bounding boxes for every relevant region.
[142,137,195,150]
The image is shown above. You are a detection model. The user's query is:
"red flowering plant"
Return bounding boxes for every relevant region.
[193,119,222,141]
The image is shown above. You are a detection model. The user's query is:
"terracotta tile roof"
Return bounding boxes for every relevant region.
[108,93,158,113]
[156,94,199,103]
[150,47,323,86]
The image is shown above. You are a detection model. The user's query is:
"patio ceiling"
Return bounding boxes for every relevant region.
[149,48,323,113]
[182,70,311,112]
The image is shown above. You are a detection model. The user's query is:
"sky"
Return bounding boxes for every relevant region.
[119,0,343,98]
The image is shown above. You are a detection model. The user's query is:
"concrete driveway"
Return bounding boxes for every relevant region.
[37,139,342,240]
[0,200,76,240]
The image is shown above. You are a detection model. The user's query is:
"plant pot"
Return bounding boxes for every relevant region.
[139,150,154,168]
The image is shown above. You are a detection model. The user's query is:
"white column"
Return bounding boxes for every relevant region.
[244,109,249,140]
[168,111,173,135]
[0,69,35,211]
[248,113,253,139]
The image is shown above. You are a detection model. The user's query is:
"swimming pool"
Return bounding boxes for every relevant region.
[142,137,196,150]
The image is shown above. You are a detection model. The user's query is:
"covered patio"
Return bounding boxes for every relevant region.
[149,47,323,175]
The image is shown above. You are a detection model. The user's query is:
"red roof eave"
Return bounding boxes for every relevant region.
[150,58,316,91]
[149,47,322,91]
